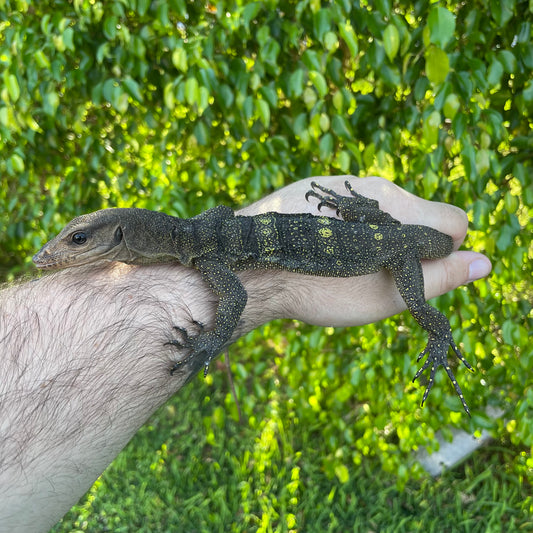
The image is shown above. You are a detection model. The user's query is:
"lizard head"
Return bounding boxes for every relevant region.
[33,209,127,269]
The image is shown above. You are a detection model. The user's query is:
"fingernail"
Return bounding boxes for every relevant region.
[468,258,492,281]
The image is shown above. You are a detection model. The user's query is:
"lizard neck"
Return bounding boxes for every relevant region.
[118,209,191,265]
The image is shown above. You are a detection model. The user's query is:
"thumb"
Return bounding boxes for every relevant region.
[423,251,492,299]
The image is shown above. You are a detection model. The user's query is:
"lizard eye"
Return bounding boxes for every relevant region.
[72,232,87,245]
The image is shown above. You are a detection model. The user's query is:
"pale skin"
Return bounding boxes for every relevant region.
[0,176,491,532]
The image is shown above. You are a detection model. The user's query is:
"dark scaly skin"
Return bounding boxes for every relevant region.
[33,181,474,413]
[306,182,473,414]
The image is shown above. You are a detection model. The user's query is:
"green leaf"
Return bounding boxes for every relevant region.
[522,82,533,104]
[487,58,504,88]
[517,22,531,44]
[313,8,331,41]
[423,169,439,197]
[455,71,473,99]
[318,133,333,161]
[338,22,358,57]
[383,24,400,61]
[461,140,477,179]
[475,149,490,176]
[422,110,441,146]
[428,7,455,48]
[443,93,460,119]
[193,121,209,145]
[33,50,51,69]
[331,115,352,139]
[123,78,143,102]
[62,27,75,51]
[324,31,339,52]
[137,0,151,16]
[164,82,175,109]
[336,150,351,173]
[185,77,199,106]
[339,22,359,57]
[302,49,321,71]
[242,2,261,30]
[309,70,328,98]
[496,226,514,251]
[242,95,253,120]
[103,15,118,40]
[498,50,517,73]
[490,0,514,27]
[302,87,317,109]
[96,43,110,63]
[379,65,401,87]
[172,48,188,72]
[260,39,280,66]
[332,90,343,111]
[197,86,210,115]
[217,84,234,109]
[114,92,129,113]
[255,99,270,127]
[8,153,24,174]
[156,2,169,27]
[5,74,20,102]
[425,46,449,85]
[288,69,305,98]
[434,82,452,110]
[291,113,307,136]
[43,91,60,116]
[0,107,9,127]
[260,85,277,108]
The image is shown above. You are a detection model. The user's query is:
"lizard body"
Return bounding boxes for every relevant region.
[33,181,473,413]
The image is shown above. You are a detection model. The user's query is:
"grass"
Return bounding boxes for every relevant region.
[50,339,531,533]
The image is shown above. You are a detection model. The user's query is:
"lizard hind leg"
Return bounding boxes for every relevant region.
[413,336,472,416]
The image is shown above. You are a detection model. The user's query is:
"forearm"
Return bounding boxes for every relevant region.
[0,263,284,532]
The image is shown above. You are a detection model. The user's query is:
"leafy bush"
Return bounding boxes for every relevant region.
[1,0,531,530]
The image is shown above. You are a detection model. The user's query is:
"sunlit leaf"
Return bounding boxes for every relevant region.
[428,6,455,48]
[383,24,400,61]
[425,46,449,85]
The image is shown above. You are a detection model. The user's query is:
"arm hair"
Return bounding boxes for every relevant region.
[0,263,284,532]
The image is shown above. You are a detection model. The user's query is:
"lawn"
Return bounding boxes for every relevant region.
[51,323,532,532]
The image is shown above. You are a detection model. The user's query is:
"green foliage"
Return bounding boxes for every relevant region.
[1,0,531,529]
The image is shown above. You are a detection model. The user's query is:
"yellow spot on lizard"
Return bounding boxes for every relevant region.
[319,227,333,238]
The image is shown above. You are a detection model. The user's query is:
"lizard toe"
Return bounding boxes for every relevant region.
[413,337,471,414]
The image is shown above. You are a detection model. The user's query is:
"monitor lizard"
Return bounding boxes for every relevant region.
[33,181,474,414]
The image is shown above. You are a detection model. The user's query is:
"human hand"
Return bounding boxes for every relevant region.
[237,175,492,328]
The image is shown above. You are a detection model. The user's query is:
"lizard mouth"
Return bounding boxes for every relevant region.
[32,252,93,269]
[32,245,120,270]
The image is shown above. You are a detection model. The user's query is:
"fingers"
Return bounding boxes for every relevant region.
[422,251,492,300]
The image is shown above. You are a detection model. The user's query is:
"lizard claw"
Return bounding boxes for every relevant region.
[413,337,473,416]
[305,182,343,214]
[166,322,208,375]
[167,327,222,378]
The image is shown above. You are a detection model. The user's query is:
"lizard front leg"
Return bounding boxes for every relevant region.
[169,259,247,377]
[388,257,474,414]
